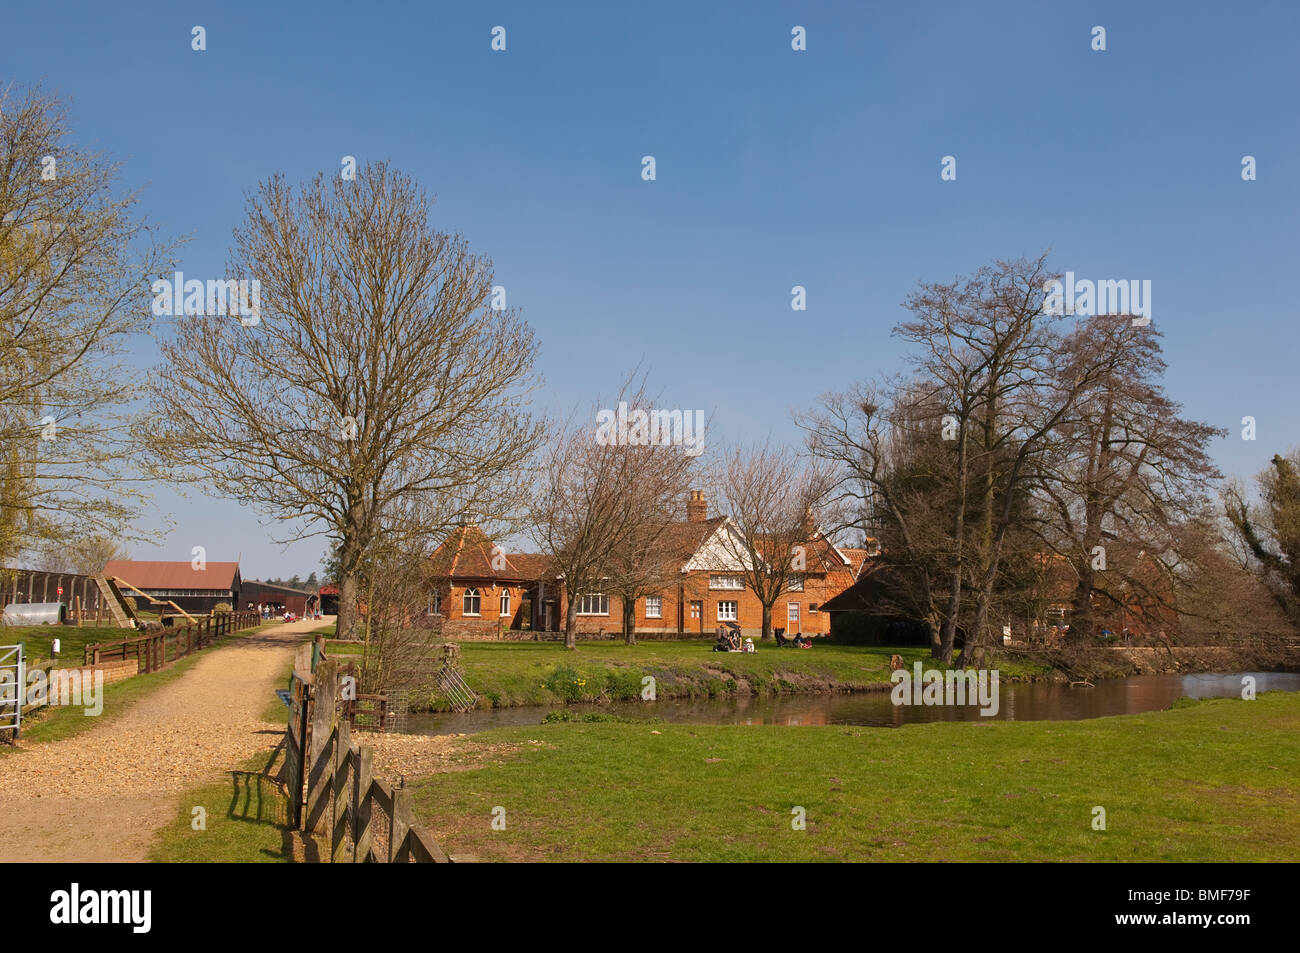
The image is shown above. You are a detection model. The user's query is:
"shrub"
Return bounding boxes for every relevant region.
[213,602,232,614]
[543,664,601,702]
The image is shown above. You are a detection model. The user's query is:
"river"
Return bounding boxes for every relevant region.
[403,671,1300,736]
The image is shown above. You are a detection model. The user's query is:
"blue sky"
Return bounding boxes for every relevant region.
[4,0,1297,578]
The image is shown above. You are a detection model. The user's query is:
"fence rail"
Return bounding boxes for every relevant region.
[83,610,259,671]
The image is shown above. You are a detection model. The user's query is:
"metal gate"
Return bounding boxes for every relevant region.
[0,644,25,741]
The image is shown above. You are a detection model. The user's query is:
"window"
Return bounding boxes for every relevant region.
[463,587,481,616]
[809,603,819,613]
[500,589,511,618]
[690,600,702,620]
[787,574,804,591]
[429,590,443,615]
[788,602,801,627]
[645,595,662,619]
[717,600,737,622]
[576,593,609,616]
[709,574,744,591]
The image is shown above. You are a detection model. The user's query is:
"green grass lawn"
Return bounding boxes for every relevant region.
[149,751,297,863]
[412,640,1055,711]
[0,626,129,665]
[407,692,1300,862]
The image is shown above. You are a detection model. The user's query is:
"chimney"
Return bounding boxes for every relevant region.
[686,490,708,522]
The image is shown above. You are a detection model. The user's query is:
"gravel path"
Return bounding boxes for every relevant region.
[0,618,324,862]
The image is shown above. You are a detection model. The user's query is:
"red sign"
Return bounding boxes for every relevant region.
[56,586,63,597]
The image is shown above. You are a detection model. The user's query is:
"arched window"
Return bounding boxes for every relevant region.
[463,587,481,616]
[500,589,511,618]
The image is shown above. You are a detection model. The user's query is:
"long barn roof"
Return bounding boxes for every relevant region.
[102,560,240,591]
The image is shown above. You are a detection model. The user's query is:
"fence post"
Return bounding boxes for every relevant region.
[331,718,351,863]
[305,659,338,835]
[354,744,373,862]
[391,787,414,863]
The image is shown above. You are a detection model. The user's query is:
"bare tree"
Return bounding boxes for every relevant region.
[148,162,540,639]
[529,374,698,648]
[799,381,957,655]
[1035,315,1223,641]
[607,500,692,646]
[525,374,696,647]
[0,83,173,564]
[708,442,833,641]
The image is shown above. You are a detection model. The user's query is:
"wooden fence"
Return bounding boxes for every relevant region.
[83,610,259,672]
[285,650,448,862]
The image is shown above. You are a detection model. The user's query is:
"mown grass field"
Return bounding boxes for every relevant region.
[1,626,126,665]
[326,638,1057,710]
[406,692,1300,862]
[150,751,296,863]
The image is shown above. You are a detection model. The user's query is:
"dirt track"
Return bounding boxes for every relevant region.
[0,618,321,862]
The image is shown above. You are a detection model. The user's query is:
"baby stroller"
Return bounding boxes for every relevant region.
[712,621,743,652]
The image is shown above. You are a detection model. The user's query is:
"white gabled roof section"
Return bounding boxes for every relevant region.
[682,519,768,573]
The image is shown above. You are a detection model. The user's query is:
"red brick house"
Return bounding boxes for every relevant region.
[426,493,871,640]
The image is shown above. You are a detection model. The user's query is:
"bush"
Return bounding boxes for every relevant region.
[213,602,232,614]
[543,664,600,702]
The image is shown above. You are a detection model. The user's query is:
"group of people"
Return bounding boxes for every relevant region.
[249,602,321,621]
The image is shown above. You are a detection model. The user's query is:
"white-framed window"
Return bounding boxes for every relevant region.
[787,602,800,626]
[690,600,702,619]
[717,600,738,622]
[645,595,662,619]
[709,574,744,591]
[500,589,511,618]
[576,593,609,616]
[463,587,481,616]
[787,574,804,591]
[428,590,443,615]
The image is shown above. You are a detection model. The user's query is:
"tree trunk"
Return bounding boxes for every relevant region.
[338,572,359,641]
[335,502,364,641]
[939,422,970,665]
[623,600,636,645]
[564,598,577,650]
[761,603,772,641]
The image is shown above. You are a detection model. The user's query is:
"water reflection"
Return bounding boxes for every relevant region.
[405,672,1300,737]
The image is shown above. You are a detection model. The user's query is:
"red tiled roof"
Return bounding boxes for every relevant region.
[429,526,550,582]
[103,560,240,591]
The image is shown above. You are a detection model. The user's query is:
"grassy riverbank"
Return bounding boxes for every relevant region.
[322,640,1057,711]
[405,691,1300,861]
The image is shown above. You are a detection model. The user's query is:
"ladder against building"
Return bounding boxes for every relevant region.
[91,574,138,628]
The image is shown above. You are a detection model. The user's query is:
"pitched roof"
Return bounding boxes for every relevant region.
[103,560,240,591]
[660,516,728,563]
[428,525,550,582]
